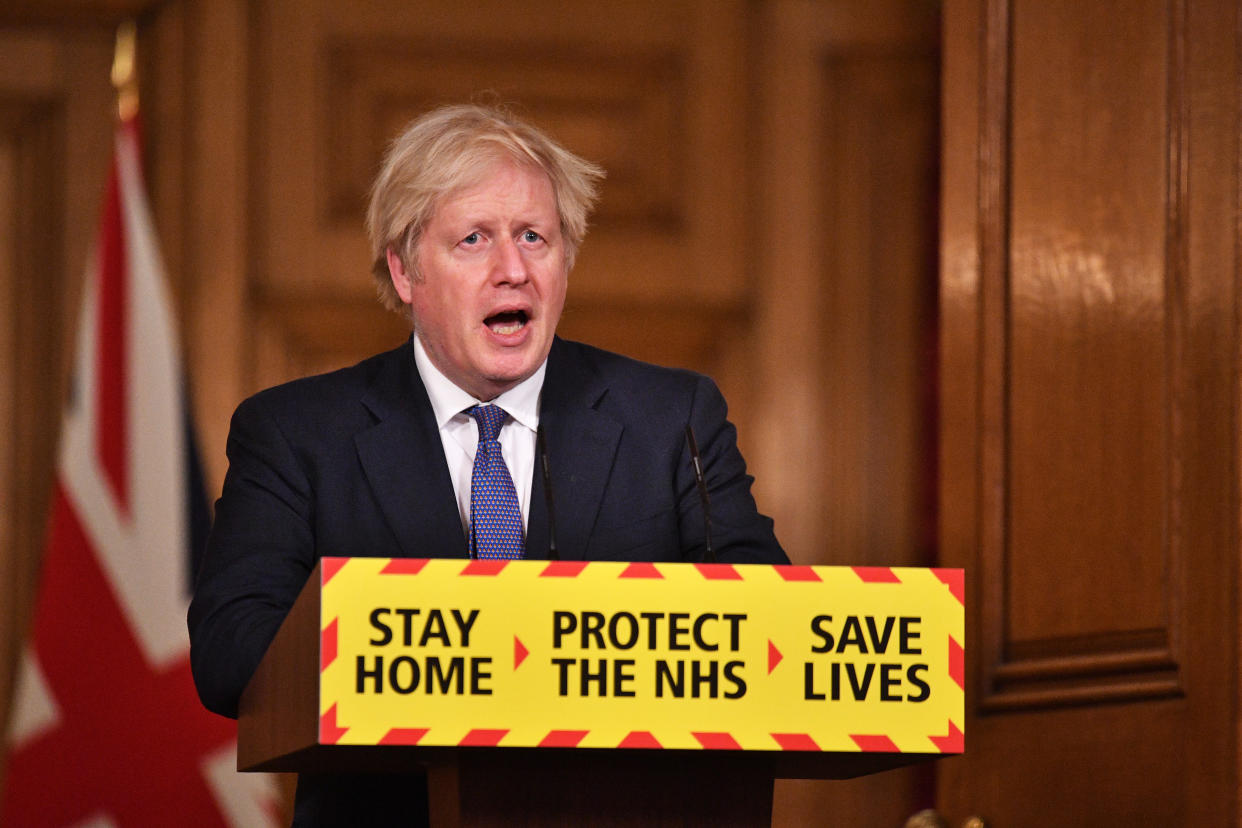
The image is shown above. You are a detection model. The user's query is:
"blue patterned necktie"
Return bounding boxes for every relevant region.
[468,404,525,559]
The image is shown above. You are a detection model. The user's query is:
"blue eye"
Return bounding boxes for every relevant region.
[462,232,481,245]
[522,230,541,243]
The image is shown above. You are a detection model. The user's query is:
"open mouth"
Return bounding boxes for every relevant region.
[485,309,529,336]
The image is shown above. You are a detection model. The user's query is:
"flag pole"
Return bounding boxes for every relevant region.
[111,20,139,123]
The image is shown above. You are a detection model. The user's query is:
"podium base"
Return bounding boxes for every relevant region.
[427,750,774,827]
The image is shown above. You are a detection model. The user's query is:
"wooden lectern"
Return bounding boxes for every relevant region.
[237,559,956,826]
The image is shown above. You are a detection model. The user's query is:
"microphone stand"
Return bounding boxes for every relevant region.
[684,425,716,563]
[537,427,559,560]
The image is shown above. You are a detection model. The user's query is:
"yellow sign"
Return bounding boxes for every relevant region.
[317,559,964,754]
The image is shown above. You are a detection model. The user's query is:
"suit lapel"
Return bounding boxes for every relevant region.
[355,341,468,559]
[527,338,622,560]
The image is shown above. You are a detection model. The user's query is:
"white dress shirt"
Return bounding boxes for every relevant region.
[412,336,545,538]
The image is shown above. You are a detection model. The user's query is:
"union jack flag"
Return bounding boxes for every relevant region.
[1,116,279,826]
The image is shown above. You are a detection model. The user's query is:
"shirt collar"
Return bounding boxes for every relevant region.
[413,335,545,431]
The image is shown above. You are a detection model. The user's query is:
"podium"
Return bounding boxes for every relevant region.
[238,558,963,825]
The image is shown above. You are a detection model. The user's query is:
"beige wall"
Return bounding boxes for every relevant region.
[0,1,939,823]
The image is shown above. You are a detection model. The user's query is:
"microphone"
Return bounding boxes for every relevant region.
[684,425,716,563]
[537,426,559,560]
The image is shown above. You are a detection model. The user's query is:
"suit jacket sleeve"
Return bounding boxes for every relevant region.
[188,392,317,718]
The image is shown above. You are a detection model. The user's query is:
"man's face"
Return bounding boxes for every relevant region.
[388,160,568,401]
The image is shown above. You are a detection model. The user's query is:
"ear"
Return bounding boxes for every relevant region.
[386,247,415,305]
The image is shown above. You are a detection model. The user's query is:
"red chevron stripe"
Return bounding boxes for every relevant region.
[933,568,965,604]
[775,566,822,582]
[380,558,429,575]
[379,728,429,746]
[320,704,347,744]
[949,636,965,690]
[693,732,742,750]
[619,562,663,579]
[850,734,899,752]
[851,566,901,583]
[320,617,338,672]
[461,560,508,576]
[694,563,742,580]
[538,730,589,748]
[459,729,508,746]
[771,733,821,751]
[322,557,348,585]
[540,561,589,577]
[929,720,964,754]
[618,731,662,749]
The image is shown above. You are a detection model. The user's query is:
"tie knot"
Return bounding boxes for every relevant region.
[469,404,508,442]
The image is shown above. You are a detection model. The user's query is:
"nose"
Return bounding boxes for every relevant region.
[492,237,529,286]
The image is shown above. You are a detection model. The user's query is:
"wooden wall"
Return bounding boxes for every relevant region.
[0,1,939,824]
[7,1,1242,825]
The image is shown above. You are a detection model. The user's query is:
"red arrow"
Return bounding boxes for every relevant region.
[768,639,783,673]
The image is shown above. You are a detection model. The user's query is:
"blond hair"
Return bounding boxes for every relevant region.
[366,104,605,310]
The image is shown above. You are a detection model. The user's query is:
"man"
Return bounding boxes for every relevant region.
[189,104,786,825]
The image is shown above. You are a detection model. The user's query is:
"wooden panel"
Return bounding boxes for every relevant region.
[558,299,745,377]
[313,39,696,309]
[252,297,409,388]
[981,0,1180,712]
[753,0,939,565]
[0,1,154,26]
[246,0,755,402]
[322,41,686,230]
[0,23,114,782]
[0,99,65,710]
[165,0,253,494]
[248,296,751,417]
[757,3,940,826]
[816,54,938,564]
[938,0,1240,823]
[0,109,23,771]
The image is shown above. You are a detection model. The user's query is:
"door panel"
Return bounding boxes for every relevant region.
[938,0,1239,823]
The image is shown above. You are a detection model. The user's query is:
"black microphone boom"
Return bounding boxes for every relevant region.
[684,425,716,563]
[537,426,559,560]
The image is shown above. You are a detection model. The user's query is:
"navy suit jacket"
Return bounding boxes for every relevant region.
[188,336,785,823]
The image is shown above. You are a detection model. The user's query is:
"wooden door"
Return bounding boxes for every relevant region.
[938,0,1240,824]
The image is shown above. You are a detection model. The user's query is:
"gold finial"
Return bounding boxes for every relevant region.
[111,20,139,122]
